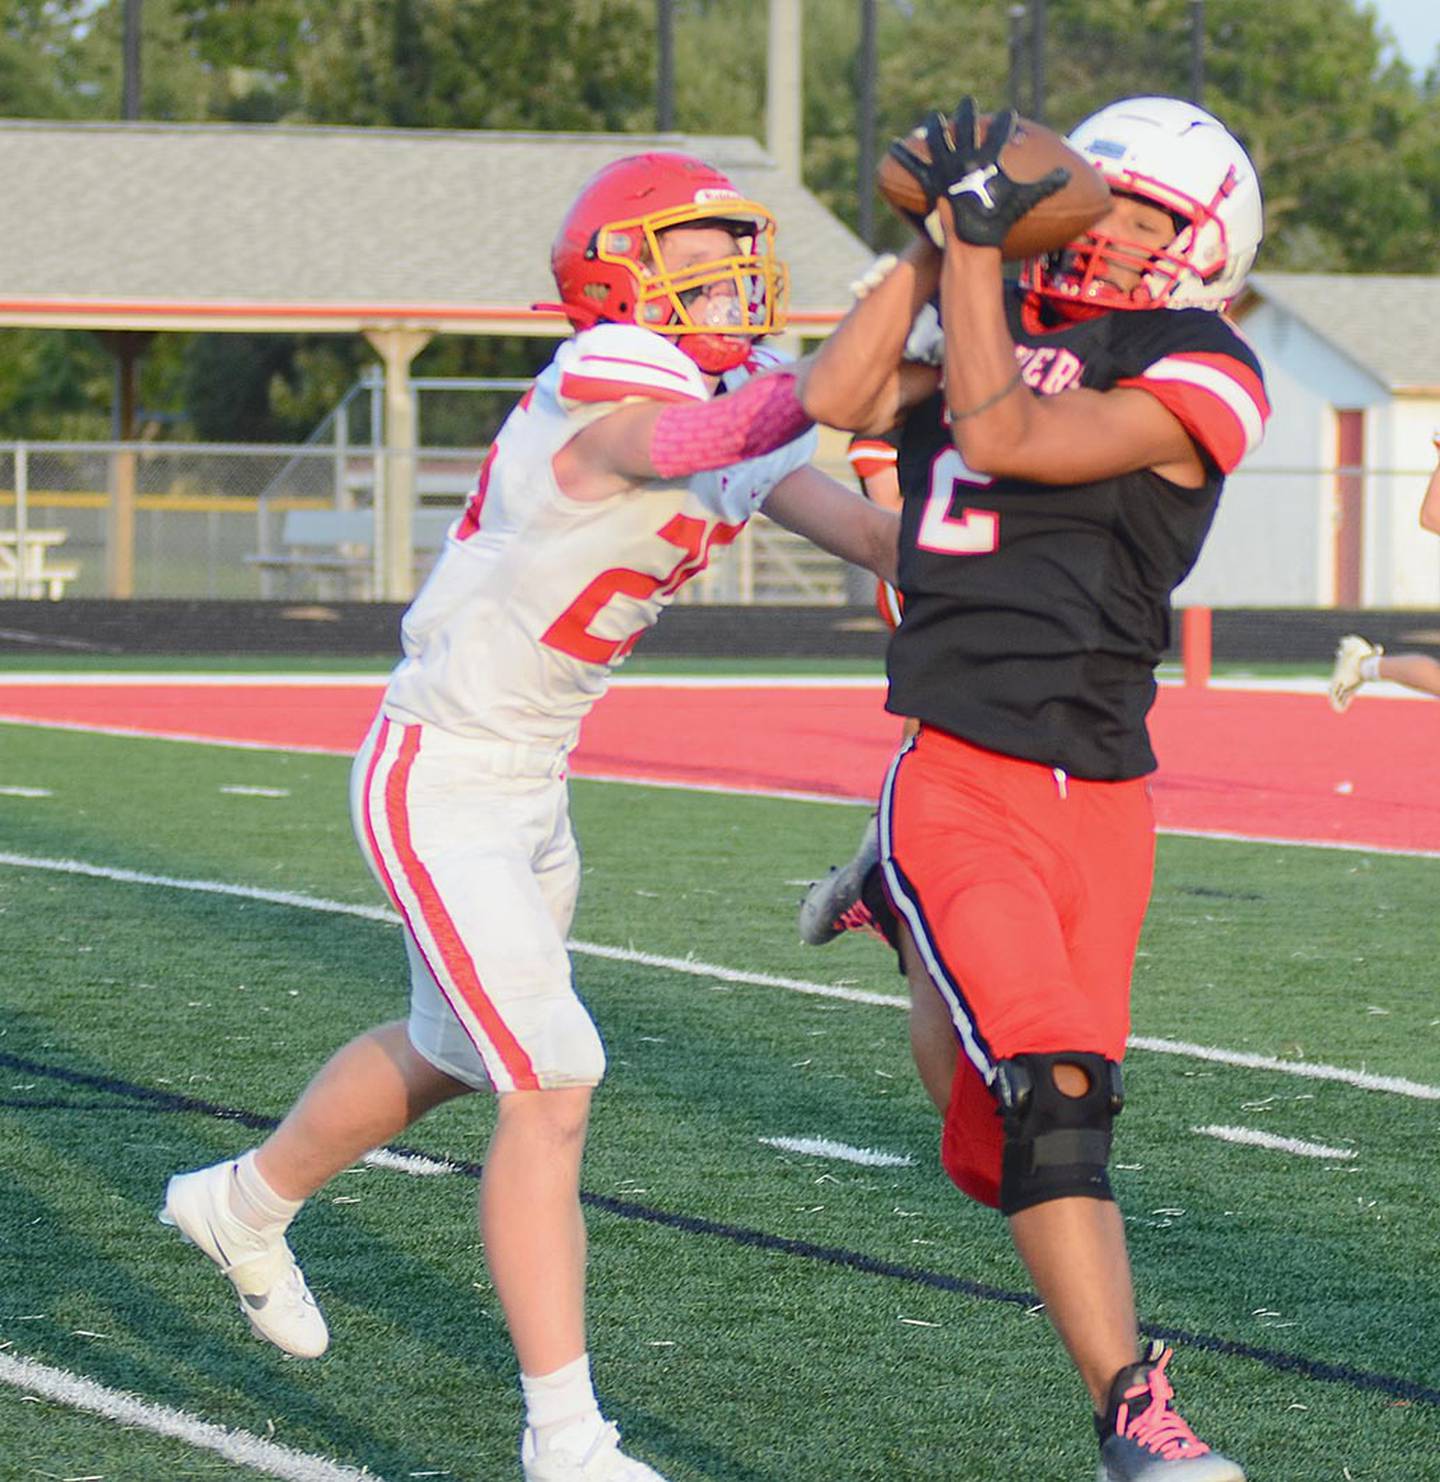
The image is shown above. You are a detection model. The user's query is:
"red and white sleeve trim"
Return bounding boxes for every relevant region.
[848,438,899,483]
[1118,352,1270,474]
[559,349,706,408]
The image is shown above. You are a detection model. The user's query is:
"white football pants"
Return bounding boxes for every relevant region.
[351,712,605,1093]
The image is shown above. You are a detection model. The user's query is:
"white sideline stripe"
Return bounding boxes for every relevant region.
[0,1351,384,1482]
[362,1148,457,1177]
[1192,1124,1356,1160]
[1159,824,1440,861]
[760,1135,914,1167]
[0,851,398,922]
[2,849,1437,1104]
[220,785,292,798]
[0,719,870,804]
[570,938,908,1007]
[0,784,52,797]
[0,714,352,755]
[575,769,869,807]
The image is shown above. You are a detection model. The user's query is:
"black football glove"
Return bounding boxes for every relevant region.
[885,134,948,242]
[918,98,1070,250]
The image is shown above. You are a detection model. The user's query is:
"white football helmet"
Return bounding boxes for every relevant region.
[1027,96,1263,313]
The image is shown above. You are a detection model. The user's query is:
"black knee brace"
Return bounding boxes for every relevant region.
[993,1052,1124,1216]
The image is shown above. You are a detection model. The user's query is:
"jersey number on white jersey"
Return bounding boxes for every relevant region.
[541,512,745,664]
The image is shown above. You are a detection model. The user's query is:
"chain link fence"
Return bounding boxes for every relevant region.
[0,439,854,603]
[8,403,1427,609]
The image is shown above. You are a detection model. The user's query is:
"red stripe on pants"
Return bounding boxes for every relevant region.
[376,720,540,1092]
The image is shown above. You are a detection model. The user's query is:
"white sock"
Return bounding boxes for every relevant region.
[227,1150,304,1235]
[521,1354,600,1443]
[1359,656,1382,683]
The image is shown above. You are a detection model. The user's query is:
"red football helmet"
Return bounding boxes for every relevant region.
[549,152,789,374]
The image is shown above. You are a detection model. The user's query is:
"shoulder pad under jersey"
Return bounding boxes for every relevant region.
[556,324,710,409]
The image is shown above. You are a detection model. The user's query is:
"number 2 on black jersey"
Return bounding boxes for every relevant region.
[917,448,999,556]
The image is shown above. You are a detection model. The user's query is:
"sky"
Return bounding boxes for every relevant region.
[1367,0,1440,75]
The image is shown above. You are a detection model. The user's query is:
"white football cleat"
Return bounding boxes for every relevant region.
[522,1417,669,1482]
[160,1160,329,1358]
[1328,634,1380,713]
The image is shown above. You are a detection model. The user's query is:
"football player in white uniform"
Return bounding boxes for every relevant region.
[161,152,897,1482]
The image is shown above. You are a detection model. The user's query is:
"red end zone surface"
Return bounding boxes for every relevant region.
[0,679,1435,853]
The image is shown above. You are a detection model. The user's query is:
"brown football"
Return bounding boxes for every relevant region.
[877,113,1110,260]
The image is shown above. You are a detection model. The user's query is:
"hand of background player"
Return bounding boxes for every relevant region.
[914,98,1069,251]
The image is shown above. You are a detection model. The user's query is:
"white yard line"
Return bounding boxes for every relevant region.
[0,1351,386,1482]
[0,785,52,797]
[759,1135,915,1167]
[1192,1125,1358,1160]
[362,1148,457,1177]
[1,849,1435,1106]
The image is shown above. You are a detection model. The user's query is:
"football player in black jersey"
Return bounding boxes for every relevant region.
[798,97,1269,1481]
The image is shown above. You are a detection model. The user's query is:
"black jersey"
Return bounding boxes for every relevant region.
[889,288,1268,780]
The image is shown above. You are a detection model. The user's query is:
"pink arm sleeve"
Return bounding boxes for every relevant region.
[648,371,813,479]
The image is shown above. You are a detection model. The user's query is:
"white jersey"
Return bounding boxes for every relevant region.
[382,324,817,750]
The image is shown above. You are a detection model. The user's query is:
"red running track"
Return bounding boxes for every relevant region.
[0,679,1435,853]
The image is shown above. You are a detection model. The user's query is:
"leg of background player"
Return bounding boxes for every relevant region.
[1330,634,1440,709]
[1380,652,1440,696]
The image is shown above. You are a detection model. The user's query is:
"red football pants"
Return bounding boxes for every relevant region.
[879,726,1156,1207]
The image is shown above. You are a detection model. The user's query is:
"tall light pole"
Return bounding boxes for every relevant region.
[767,0,802,178]
[1029,0,1046,123]
[857,0,877,244]
[1189,0,1206,107]
[123,0,142,120]
[1008,5,1027,112]
[656,0,675,131]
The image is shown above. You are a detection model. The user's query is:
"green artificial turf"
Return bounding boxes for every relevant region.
[0,721,1435,1481]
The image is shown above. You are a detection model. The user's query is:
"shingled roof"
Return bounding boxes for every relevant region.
[0,119,873,336]
[1239,272,1440,394]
